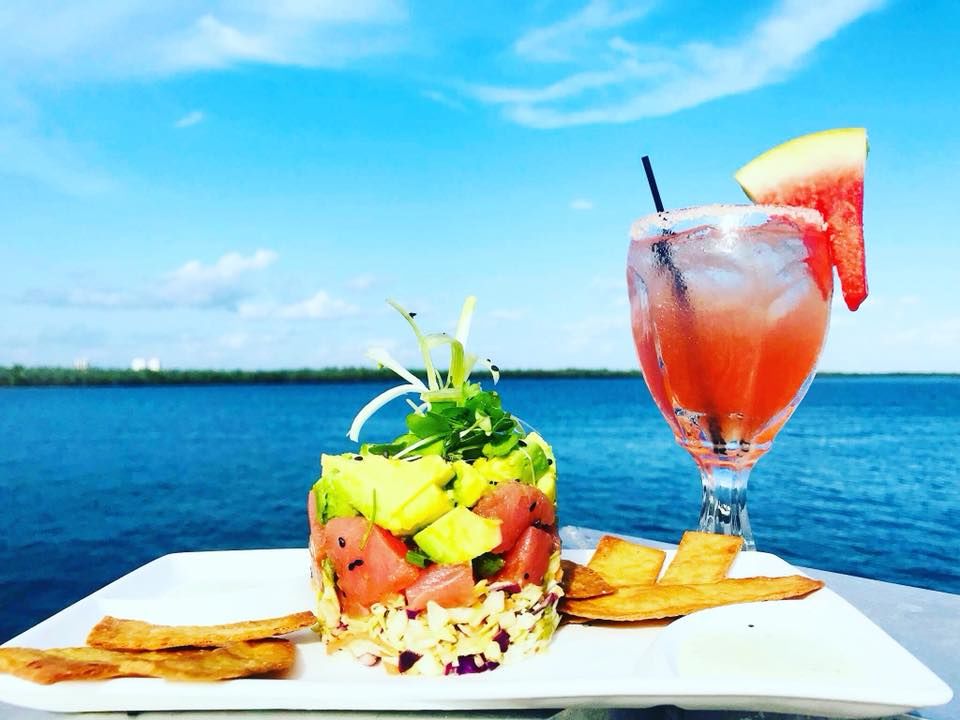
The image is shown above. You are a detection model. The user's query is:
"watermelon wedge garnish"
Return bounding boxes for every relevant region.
[734,128,868,311]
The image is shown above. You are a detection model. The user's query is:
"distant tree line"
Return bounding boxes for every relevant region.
[2,366,949,387]
[0,365,644,387]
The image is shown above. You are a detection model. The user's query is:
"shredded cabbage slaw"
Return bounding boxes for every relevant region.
[311,552,563,676]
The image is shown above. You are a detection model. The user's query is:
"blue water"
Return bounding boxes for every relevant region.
[2,377,959,643]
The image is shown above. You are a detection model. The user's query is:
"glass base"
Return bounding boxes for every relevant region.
[697,461,755,551]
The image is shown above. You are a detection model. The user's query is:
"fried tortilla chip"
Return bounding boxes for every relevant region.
[560,575,824,621]
[0,639,295,684]
[658,531,743,585]
[87,611,315,650]
[560,559,615,599]
[587,535,666,587]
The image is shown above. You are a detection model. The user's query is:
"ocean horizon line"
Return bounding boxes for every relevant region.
[1,365,958,387]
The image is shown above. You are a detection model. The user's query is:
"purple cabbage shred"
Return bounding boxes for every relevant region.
[398,650,422,673]
[453,654,500,675]
[406,608,421,619]
[493,629,510,653]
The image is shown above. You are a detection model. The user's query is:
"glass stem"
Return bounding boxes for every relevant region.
[697,460,755,550]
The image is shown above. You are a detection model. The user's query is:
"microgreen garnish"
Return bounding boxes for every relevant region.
[405,550,430,568]
[472,553,505,579]
[348,297,524,462]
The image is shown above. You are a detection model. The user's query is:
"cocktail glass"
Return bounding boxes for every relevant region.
[626,204,832,550]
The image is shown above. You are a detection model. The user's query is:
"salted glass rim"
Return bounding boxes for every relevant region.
[630,203,825,241]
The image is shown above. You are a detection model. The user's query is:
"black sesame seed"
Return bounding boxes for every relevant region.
[528,501,537,512]
[348,559,365,571]
[409,312,417,318]
[490,364,500,372]
[354,455,364,461]
[547,459,554,466]
[517,440,527,447]
[748,624,754,628]
[338,537,346,548]
[523,573,530,580]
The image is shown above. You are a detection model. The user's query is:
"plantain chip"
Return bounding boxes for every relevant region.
[659,531,743,585]
[560,559,615,599]
[0,639,295,684]
[560,575,824,622]
[587,535,666,587]
[87,611,315,650]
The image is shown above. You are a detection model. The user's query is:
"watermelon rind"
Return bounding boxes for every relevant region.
[734,128,867,198]
[733,128,868,311]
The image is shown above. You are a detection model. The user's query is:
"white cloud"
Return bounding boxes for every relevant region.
[22,286,133,308]
[23,248,279,311]
[570,198,594,210]
[469,0,884,128]
[514,0,654,63]
[174,110,205,128]
[239,290,357,320]
[158,249,278,307]
[0,1,408,193]
[0,1,408,79]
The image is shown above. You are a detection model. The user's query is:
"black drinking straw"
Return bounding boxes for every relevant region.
[641,155,664,212]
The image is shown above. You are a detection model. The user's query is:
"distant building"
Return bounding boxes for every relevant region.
[73,358,89,371]
[132,357,162,372]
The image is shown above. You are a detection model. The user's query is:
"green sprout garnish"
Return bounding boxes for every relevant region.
[405,549,430,568]
[347,297,522,462]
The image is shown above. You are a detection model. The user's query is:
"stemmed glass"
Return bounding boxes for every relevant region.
[626,204,832,550]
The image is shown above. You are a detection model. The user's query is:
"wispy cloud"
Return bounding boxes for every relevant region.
[514,0,654,62]
[0,1,409,193]
[23,249,278,311]
[469,0,885,128]
[174,110,205,128]
[0,1,409,79]
[421,89,465,111]
[239,291,358,320]
[0,122,114,195]
[570,198,594,210]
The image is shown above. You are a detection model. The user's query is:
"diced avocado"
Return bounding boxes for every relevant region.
[413,506,502,563]
[526,432,557,501]
[321,453,455,535]
[473,437,550,486]
[391,483,453,532]
[524,432,555,473]
[452,460,488,507]
[535,467,557,503]
[311,474,358,523]
[473,453,530,486]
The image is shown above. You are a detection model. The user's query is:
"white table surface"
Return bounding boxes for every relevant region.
[2,526,956,720]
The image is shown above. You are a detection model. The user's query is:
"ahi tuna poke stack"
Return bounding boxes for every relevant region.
[307,297,562,676]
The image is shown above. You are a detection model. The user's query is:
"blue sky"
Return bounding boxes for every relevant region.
[1,0,958,372]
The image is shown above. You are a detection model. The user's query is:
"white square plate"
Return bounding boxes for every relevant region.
[0,548,952,716]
